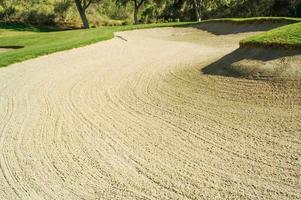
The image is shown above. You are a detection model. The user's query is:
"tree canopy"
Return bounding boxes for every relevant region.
[0,0,300,28]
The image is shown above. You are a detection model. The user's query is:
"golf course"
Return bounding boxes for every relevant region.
[0,0,301,199]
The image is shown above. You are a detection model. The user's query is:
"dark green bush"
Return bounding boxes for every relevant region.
[0,5,16,22]
[25,10,56,25]
[295,0,301,17]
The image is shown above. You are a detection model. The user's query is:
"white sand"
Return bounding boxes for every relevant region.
[0,27,300,200]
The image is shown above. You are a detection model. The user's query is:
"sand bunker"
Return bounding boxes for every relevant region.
[203,47,301,80]
[0,48,13,53]
[195,21,288,35]
[0,24,300,200]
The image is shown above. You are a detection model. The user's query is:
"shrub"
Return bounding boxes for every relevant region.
[54,0,73,23]
[295,0,301,17]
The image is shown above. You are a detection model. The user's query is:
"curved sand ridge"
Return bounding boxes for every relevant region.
[0,25,300,199]
[203,47,301,80]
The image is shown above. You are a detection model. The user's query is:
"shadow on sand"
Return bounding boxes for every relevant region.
[193,22,289,35]
[202,47,301,78]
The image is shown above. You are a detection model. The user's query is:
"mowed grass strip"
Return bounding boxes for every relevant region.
[241,21,301,49]
[0,22,195,68]
[202,17,301,49]
[200,17,301,50]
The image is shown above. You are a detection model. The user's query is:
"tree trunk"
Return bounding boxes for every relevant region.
[134,2,139,24]
[193,0,202,22]
[197,0,202,21]
[75,0,90,29]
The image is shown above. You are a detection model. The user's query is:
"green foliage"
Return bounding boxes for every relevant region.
[54,0,73,22]
[0,0,301,27]
[295,0,301,17]
[98,0,131,19]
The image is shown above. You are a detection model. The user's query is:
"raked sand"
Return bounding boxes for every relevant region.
[0,27,300,199]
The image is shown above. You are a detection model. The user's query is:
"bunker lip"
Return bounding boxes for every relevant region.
[0,45,24,52]
[240,41,301,50]
[202,46,301,80]
[194,22,290,35]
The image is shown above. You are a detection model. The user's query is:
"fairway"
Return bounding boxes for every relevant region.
[0,25,300,199]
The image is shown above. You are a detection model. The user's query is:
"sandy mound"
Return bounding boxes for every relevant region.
[198,21,301,81]
[202,47,301,80]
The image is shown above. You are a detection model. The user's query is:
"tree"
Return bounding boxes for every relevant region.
[117,0,147,24]
[295,0,301,17]
[192,0,201,21]
[74,0,98,28]
[133,0,146,23]
[271,0,296,16]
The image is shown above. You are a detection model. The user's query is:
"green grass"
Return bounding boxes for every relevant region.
[201,17,301,49]
[0,22,195,68]
[241,21,301,49]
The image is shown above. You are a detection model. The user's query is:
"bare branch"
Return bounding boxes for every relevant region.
[137,0,145,8]
[85,0,93,9]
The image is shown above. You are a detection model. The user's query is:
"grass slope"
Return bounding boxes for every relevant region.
[202,17,301,49]
[241,22,301,49]
[0,22,195,68]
